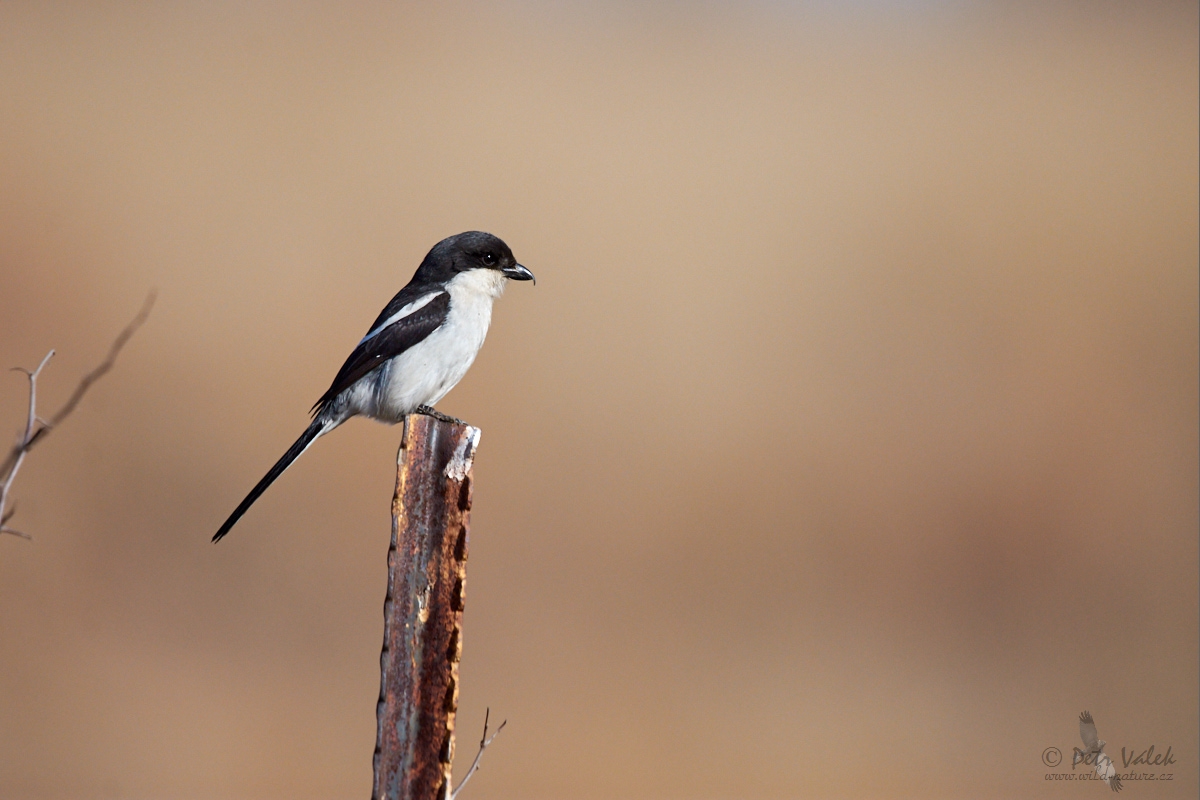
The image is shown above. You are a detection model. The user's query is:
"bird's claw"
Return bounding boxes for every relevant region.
[414,405,468,426]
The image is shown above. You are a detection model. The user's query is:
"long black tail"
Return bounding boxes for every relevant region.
[212,418,329,542]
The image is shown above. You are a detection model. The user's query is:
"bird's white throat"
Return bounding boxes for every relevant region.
[447,267,508,299]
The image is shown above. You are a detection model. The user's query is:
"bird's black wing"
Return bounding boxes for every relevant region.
[311,290,451,416]
[362,281,444,336]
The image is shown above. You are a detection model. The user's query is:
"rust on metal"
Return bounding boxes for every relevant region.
[373,414,479,800]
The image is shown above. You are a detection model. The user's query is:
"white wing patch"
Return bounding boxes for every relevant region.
[359,292,444,345]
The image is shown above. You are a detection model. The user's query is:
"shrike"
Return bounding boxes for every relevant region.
[213,231,533,542]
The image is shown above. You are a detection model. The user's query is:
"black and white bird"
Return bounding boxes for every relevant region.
[212,231,533,542]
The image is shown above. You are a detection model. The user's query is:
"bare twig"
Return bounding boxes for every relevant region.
[0,292,155,539]
[48,290,156,429]
[450,708,506,800]
[1,351,53,539]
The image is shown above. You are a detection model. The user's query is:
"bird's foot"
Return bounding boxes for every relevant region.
[414,405,468,426]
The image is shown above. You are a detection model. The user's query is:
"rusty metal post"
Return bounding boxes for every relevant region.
[373,414,479,800]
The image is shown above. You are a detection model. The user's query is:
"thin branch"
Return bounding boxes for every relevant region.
[0,519,24,538]
[1,351,53,539]
[0,501,29,539]
[14,350,56,442]
[450,708,507,800]
[47,289,156,429]
[0,290,155,480]
[0,291,154,539]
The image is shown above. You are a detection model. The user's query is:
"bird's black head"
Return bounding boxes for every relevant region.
[415,231,534,284]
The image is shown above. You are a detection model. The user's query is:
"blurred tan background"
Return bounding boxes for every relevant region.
[1,2,1196,798]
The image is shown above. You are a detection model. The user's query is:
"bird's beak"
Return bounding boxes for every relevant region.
[503,263,535,284]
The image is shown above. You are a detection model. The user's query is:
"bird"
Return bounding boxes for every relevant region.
[212,231,534,542]
[1076,711,1122,792]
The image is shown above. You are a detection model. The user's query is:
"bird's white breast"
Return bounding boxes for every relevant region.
[368,268,507,420]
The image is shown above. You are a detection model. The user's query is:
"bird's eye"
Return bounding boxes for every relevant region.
[482,252,497,266]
